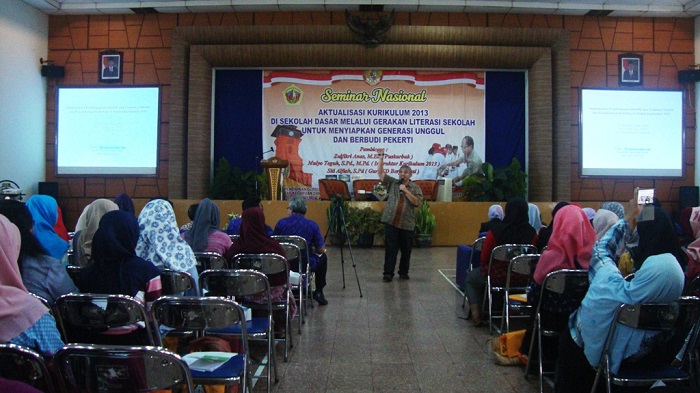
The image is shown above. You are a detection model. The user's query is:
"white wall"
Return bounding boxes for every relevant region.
[0,0,48,197]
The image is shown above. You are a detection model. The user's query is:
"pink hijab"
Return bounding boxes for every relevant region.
[533,205,596,284]
[684,207,700,277]
[0,214,48,342]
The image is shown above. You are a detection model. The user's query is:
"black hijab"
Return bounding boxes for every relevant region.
[78,210,160,297]
[632,206,687,271]
[491,197,537,245]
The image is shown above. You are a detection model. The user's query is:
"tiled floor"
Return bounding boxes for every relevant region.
[258,245,545,393]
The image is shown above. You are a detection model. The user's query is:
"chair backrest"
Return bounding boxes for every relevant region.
[230,253,288,277]
[537,269,589,314]
[229,234,240,242]
[473,236,486,252]
[686,274,700,296]
[412,180,439,201]
[160,269,196,295]
[352,179,380,200]
[54,344,193,393]
[199,269,271,299]
[54,293,157,346]
[510,253,540,277]
[318,179,350,200]
[0,343,57,393]
[488,244,538,287]
[278,242,301,268]
[66,264,84,284]
[151,295,250,335]
[193,251,228,272]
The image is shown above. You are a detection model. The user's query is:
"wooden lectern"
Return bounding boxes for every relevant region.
[260,157,289,201]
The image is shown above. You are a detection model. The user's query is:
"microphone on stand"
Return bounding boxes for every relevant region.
[262,147,275,156]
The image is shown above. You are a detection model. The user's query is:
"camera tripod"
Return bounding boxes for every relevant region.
[325,195,363,297]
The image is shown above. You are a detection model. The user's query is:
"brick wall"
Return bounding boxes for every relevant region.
[46,12,695,226]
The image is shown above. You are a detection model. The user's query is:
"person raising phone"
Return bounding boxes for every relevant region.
[377,148,423,282]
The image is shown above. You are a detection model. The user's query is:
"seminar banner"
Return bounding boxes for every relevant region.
[262,70,485,199]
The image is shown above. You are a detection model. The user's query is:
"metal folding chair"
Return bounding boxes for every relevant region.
[151,296,251,392]
[198,269,279,392]
[461,236,486,309]
[591,299,700,393]
[193,251,228,273]
[0,343,58,393]
[161,269,196,296]
[501,253,540,333]
[272,234,313,316]
[54,344,193,393]
[524,269,589,392]
[276,240,305,333]
[54,293,159,346]
[230,253,293,361]
[484,243,538,335]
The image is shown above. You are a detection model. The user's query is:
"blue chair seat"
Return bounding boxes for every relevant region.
[190,354,246,383]
[615,361,689,381]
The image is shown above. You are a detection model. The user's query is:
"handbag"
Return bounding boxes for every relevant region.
[492,329,526,366]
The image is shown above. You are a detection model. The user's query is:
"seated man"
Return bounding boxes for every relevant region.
[226,196,272,236]
[273,197,329,306]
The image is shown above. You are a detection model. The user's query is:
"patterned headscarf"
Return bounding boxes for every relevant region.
[601,201,625,220]
[135,199,196,272]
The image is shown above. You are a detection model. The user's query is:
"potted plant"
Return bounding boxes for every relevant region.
[346,207,384,248]
[414,200,436,247]
[461,158,527,201]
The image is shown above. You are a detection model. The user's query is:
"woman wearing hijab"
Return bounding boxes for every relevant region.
[114,193,135,216]
[463,197,538,325]
[73,199,119,266]
[522,205,596,356]
[601,201,625,220]
[0,200,78,304]
[632,206,687,272]
[536,201,569,251]
[25,195,69,262]
[582,207,596,225]
[183,198,231,255]
[135,199,199,287]
[0,214,64,356]
[478,204,504,235]
[528,203,543,232]
[224,207,297,321]
[592,209,619,241]
[78,210,162,306]
[683,207,700,279]
[555,206,685,393]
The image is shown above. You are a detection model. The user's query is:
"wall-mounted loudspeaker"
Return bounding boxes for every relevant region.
[679,186,699,211]
[38,181,59,199]
[41,65,65,78]
[678,69,700,83]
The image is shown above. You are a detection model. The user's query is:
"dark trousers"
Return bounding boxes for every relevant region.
[315,253,328,291]
[555,328,598,393]
[383,224,414,276]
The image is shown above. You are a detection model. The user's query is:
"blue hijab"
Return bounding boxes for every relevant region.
[184,198,221,252]
[574,252,684,373]
[25,195,68,261]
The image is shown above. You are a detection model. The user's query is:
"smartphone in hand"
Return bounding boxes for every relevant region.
[637,188,654,205]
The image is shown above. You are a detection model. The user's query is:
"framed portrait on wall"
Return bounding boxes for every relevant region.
[98,50,123,83]
[619,53,643,86]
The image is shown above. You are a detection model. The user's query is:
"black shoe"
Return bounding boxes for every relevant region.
[382,274,393,282]
[399,273,410,280]
[312,290,328,306]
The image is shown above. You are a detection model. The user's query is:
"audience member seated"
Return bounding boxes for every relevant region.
[78,210,162,307]
[224,207,297,327]
[555,203,685,393]
[683,207,700,280]
[226,196,273,236]
[601,201,625,220]
[528,203,543,233]
[521,205,595,358]
[114,192,135,216]
[182,198,231,255]
[582,207,596,225]
[536,201,568,251]
[592,209,618,241]
[0,200,77,304]
[25,195,69,262]
[0,214,64,356]
[478,204,503,236]
[273,197,329,306]
[179,203,198,234]
[136,199,199,286]
[463,197,538,326]
[73,199,119,266]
